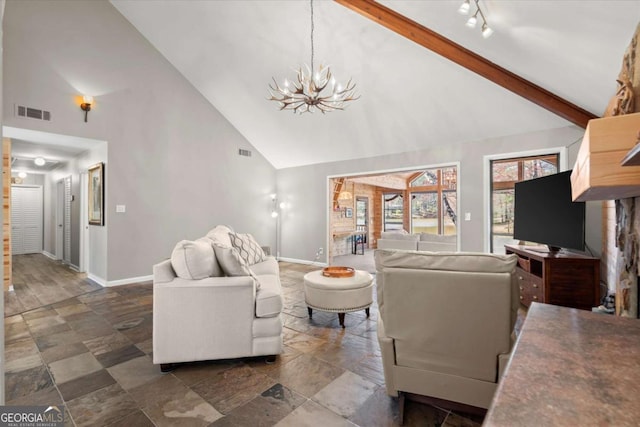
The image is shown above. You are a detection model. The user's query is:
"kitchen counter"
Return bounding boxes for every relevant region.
[484,302,640,426]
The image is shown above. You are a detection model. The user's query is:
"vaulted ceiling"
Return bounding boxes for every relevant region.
[111,0,640,169]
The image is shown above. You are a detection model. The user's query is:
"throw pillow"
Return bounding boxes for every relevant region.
[195,237,224,277]
[228,232,266,265]
[205,225,234,248]
[212,243,252,276]
[170,240,216,280]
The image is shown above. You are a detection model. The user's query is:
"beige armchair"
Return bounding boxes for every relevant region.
[374,249,518,418]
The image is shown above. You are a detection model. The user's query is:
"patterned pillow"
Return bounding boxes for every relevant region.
[228,232,266,266]
[212,244,251,276]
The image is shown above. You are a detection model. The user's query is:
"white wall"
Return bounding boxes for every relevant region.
[3,0,277,282]
[277,125,602,263]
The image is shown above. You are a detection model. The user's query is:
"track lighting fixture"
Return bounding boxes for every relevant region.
[458,0,493,38]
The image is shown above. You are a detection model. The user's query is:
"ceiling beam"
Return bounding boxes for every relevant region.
[333,0,598,128]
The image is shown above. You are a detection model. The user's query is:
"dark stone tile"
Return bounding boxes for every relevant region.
[7,386,63,406]
[143,390,223,426]
[66,383,138,427]
[5,316,31,343]
[22,307,57,321]
[35,329,82,352]
[107,410,154,427]
[96,344,145,368]
[350,386,400,426]
[128,373,190,409]
[191,365,276,414]
[5,365,54,401]
[83,331,132,356]
[57,369,116,402]
[41,342,89,364]
[266,353,344,398]
[216,383,307,426]
[171,360,241,387]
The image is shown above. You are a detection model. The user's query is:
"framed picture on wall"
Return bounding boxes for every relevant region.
[345,207,353,218]
[88,162,104,226]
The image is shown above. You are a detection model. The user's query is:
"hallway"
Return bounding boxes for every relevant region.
[5,254,102,317]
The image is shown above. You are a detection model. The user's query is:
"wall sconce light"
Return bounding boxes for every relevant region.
[80,95,93,122]
[34,157,46,166]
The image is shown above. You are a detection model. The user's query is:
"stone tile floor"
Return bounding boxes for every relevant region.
[5,259,484,426]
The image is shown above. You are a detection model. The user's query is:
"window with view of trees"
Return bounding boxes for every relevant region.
[490,154,559,253]
[383,193,403,231]
[409,167,457,235]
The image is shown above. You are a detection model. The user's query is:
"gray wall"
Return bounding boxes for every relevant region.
[3,0,277,281]
[277,126,602,263]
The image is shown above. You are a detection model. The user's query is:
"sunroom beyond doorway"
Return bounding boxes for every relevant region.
[329,166,458,269]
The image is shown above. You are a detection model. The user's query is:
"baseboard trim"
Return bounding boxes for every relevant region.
[277,257,327,267]
[87,273,107,287]
[106,274,153,287]
[41,251,57,260]
[69,264,81,273]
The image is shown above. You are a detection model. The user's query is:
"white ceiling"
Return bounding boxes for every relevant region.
[112,0,639,169]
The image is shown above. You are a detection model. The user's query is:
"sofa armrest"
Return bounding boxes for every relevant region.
[153,275,257,364]
[153,259,176,284]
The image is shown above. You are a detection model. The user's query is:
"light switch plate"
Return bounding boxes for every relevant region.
[464,212,471,221]
[116,205,126,213]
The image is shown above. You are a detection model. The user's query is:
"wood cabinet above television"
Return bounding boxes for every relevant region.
[571,112,640,201]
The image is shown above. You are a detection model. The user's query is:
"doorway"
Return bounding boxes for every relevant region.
[11,185,43,255]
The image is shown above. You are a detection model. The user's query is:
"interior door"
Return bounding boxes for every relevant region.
[63,176,71,264]
[55,180,64,259]
[11,186,44,255]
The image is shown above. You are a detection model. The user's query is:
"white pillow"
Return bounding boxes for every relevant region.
[229,232,266,266]
[212,244,251,276]
[195,237,224,277]
[171,240,216,280]
[206,225,234,248]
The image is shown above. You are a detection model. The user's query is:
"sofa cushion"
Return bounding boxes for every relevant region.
[229,232,266,265]
[375,249,517,274]
[195,237,224,276]
[249,257,279,276]
[170,240,217,280]
[419,233,456,243]
[380,231,413,240]
[255,274,283,318]
[213,244,251,276]
[380,233,419,242]
[206,225,234,247]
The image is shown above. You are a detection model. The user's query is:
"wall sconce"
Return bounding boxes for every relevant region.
[80,95,93,122]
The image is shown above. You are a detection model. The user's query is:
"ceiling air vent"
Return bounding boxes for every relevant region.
[238,148,252,157]
[15,104,51,121]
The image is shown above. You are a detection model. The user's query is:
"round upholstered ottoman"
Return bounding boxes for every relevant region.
[303,269,374,328]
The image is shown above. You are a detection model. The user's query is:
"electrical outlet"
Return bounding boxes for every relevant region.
[318,247,324,255]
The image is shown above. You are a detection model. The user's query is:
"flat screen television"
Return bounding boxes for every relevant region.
[513,170,585,252]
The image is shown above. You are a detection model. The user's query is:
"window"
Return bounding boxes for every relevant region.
[490,154,559,253]
[409,167,457,235]
[383,193,403,231]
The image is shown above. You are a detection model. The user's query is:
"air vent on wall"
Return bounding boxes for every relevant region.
[15,104,51,121]
[238,148,252,157]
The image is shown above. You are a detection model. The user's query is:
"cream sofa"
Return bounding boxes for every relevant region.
[374,249,518,415]
[152,225,283,372]
[377,231,457,252]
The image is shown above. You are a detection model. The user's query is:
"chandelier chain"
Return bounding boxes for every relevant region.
[310,0,314,72]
